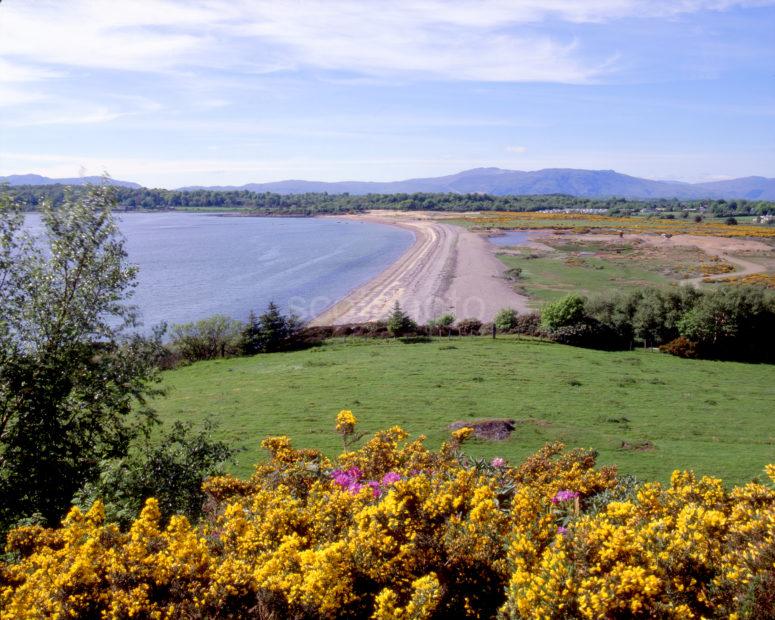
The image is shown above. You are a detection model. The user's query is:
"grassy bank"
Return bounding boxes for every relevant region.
[152,337,774,485]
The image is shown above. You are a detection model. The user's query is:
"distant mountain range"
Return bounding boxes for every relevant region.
[4,169,775,200]
[0,174,141,189]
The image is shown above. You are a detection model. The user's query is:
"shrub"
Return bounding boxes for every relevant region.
[659,336,699,359]
[427,313,455,336]
[547,321,598,347]
[386,301,417,337]
[1,415,772,619]
[540,294,587,331]
[240,302,303,354]
[170,314,242,361]
[511,312,542,336]
[73,420,235,527]
[456,317,483,336]
[494,307,519,331]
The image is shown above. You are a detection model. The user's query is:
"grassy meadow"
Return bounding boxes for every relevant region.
[153,336,774,485]
[495,237,720,306]
[498,253,670,306]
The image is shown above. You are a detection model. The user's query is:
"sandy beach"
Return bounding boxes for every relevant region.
[309,212,529,326]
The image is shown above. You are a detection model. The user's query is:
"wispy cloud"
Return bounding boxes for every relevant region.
[1,1,772,184]
[6,0,764,87]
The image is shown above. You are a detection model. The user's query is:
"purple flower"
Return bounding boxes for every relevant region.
[331,470,351,487]
[558,526,568,535]
[491,457,506,469]
[368,481,382,497]
[551,490,580,504]
[381,472,401,486]
[331,467,365,493]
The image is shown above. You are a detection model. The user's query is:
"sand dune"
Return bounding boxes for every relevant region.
[310,214,529,326]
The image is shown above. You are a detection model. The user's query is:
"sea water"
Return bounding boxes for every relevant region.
[22,212,413,329]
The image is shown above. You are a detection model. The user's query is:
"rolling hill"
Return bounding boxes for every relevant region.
[0,174,141,189]
[178,168,775,199]
[4,169,774,199]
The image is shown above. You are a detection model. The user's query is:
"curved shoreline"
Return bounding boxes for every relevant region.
[309,213,530,326]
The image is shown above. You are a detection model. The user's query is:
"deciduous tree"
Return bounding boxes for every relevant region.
[0,186,163,532]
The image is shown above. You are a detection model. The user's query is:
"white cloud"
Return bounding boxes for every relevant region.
[506,145,529,154]
[3,0,766,88]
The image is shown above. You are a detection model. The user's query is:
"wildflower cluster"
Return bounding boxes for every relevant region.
[1,415,773,619]
[330,467,401,498]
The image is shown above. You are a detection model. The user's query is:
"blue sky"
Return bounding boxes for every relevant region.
[1,0,773,188]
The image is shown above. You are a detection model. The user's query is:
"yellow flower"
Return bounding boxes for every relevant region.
[336,409,358,435]
[1,416,772,620]
[451,426,474,441]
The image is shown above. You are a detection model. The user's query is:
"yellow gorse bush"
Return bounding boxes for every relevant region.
[1,414,773,619]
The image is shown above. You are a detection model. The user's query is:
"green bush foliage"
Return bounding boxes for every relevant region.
[73,420,234,527]
[386,302,417,337]
[240,302,303,355]
[543,286,775,362]
[494,308,520,331]
[0,187,163,534]
[170,315,243,361]
[540,294,587,331]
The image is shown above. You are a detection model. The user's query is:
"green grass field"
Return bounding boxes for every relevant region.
[493,236,726,307]
[498,253,669,306]
[152,337,774,485]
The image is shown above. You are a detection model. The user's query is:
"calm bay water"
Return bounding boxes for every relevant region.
[487,231,536,246]
[22,213,413,329]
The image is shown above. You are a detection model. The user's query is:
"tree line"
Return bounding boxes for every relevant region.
[5,183,775,216]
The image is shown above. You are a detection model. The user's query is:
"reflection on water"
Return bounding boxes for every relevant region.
[22,213,413,328]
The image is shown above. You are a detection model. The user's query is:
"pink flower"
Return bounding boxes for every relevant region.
[381,472,401,486]
[558,526,568,535]
[331,467,364,494]
[551,490,580,504]
[331,470,350,487]
[490,457,506,468]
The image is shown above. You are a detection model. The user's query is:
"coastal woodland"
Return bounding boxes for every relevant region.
[6,183,775,217]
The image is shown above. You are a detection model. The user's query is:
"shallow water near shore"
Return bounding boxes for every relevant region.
[487,230,537,246]
[22,212,414,329]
